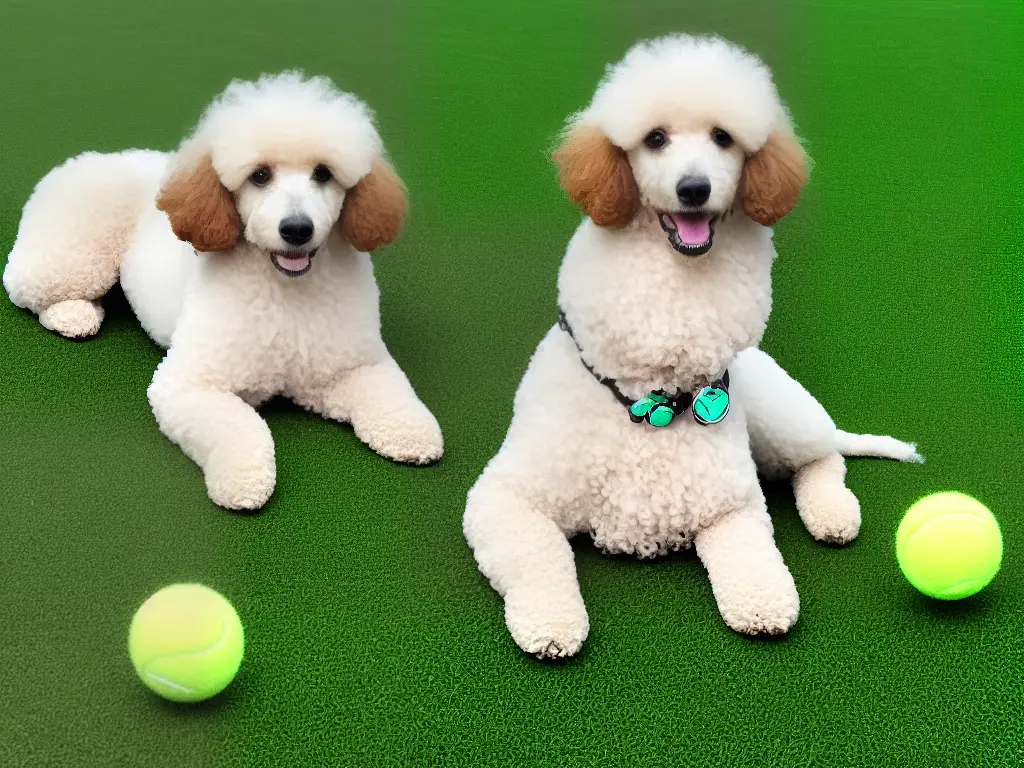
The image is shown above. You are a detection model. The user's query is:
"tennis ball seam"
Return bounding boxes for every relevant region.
[938,578,987,596]
[144,673,195,695]
[898,511,1000,547]
[899,496,993,540]
[141,618,239,687]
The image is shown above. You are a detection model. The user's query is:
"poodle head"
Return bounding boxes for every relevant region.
[553,35,809,257]
[157,71,406,277]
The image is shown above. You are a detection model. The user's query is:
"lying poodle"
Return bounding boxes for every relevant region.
[3,72,443,509]
[463,35,921,659]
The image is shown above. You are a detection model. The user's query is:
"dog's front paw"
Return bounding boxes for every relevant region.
[721,598,800,636]
[361,407,444,466]
[204,445,276,510]
[39,300,104,339]
[504,587,589,660]
[715,571,800,636]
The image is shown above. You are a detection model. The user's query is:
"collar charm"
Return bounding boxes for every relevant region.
[692,383,730,425]
[629,392,689,427]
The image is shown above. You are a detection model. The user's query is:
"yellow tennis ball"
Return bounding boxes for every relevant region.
[128,584,244,703]
[896,492,1002,600]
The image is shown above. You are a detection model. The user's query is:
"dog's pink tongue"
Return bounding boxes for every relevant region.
[278,253,310,271]
[671,214,711,246]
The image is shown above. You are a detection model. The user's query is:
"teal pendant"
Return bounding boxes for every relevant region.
[648,404,676,427]
[629,393,671,425]
[692,385,730,425]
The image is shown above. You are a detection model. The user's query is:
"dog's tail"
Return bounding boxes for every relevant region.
[836,430,923,463]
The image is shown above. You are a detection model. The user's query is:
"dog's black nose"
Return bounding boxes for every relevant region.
[279,216,314,246]
[676,176,712,207]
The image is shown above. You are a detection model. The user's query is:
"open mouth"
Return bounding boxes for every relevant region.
[270,248,318,277]
[658,212,718,257]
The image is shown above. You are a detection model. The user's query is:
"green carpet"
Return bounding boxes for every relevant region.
[2,0,1022,765]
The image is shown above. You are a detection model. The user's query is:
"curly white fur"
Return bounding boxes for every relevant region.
[463,35,921,659]
[3,72,443,509]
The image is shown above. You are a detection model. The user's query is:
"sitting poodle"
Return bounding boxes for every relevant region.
[463,35,921,659]
[3,72,443,509]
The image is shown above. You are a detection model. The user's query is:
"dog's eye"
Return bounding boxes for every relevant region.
[644,129,668,150]
[711,128,734,148]
[312,164,333,184]
[249,167,272,187]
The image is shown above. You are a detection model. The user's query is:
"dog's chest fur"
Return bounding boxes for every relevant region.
[175,236,385,396]
[550,216,774,555]
[590,388,759,556]
[536,330,761,558]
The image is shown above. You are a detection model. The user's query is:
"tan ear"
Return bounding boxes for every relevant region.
[156,153,241,252]
[741,128,809,226]
[340,157,408,252]
[552,124,639,228]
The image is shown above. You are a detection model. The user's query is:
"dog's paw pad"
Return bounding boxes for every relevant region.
[39,300,104,339]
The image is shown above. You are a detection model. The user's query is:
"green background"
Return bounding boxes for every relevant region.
[2,0,1022,765]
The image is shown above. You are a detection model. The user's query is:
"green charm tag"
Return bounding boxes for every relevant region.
[648,405,676,427]
[629,393,670,424]
[692,385,730,425]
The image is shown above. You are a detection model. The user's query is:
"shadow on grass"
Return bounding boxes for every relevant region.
[903,588,997,623]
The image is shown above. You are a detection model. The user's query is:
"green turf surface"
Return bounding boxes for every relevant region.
[2,0,1022,764]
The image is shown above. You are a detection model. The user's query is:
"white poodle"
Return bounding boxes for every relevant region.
[463,35,921,659]
[3,72,444,509]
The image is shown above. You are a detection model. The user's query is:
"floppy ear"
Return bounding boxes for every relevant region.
[340,157,408,252]
[156,150,241,252]
[741,125,809,226]
[552,124,640,228]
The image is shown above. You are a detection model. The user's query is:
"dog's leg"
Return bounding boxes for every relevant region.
[148,372,276,510]
[732,347,863,543]
[791,452,861,544]
[464,471,589,659]
[298,357,443,466]
[733,347,920,544]
[695,496,800,636]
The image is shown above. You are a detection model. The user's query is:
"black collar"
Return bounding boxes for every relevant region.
[557,309,729,422]
[557,310,641,409]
